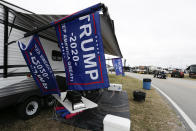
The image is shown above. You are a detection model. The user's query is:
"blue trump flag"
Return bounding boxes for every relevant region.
[18,35,60,96]
[53,9,109,90]
[112,58,124,76]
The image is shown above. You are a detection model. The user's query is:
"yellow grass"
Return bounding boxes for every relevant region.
[108,74,185,131]
[184,74,196,80]
[0,74,185,131]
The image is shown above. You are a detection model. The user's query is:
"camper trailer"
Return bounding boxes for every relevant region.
[0,1,122,119]
[147,66,157,74]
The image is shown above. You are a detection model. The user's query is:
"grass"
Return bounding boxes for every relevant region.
[184,74,196,80]
[108,74,185,131]
[0,74,185,131]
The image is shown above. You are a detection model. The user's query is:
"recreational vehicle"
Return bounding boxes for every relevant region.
[187,64,196,78]
[0,1,122,119]
[138,66,147,74]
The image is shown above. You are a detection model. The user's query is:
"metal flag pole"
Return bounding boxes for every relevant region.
[24,3,107,38]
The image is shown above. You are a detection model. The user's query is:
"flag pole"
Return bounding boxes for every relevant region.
[24,3,107,38]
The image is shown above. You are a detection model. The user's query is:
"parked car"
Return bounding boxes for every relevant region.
[154,71,167,79]
[123,66,131,72]
[171,69,184,78]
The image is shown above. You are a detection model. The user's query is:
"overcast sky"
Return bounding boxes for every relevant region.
[5,0,196,69]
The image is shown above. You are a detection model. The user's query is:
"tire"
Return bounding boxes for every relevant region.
[17,97,41,120]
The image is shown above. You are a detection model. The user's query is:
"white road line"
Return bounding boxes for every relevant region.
[152,84,196,131]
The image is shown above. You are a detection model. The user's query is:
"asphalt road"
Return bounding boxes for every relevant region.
[126,72,196,126]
